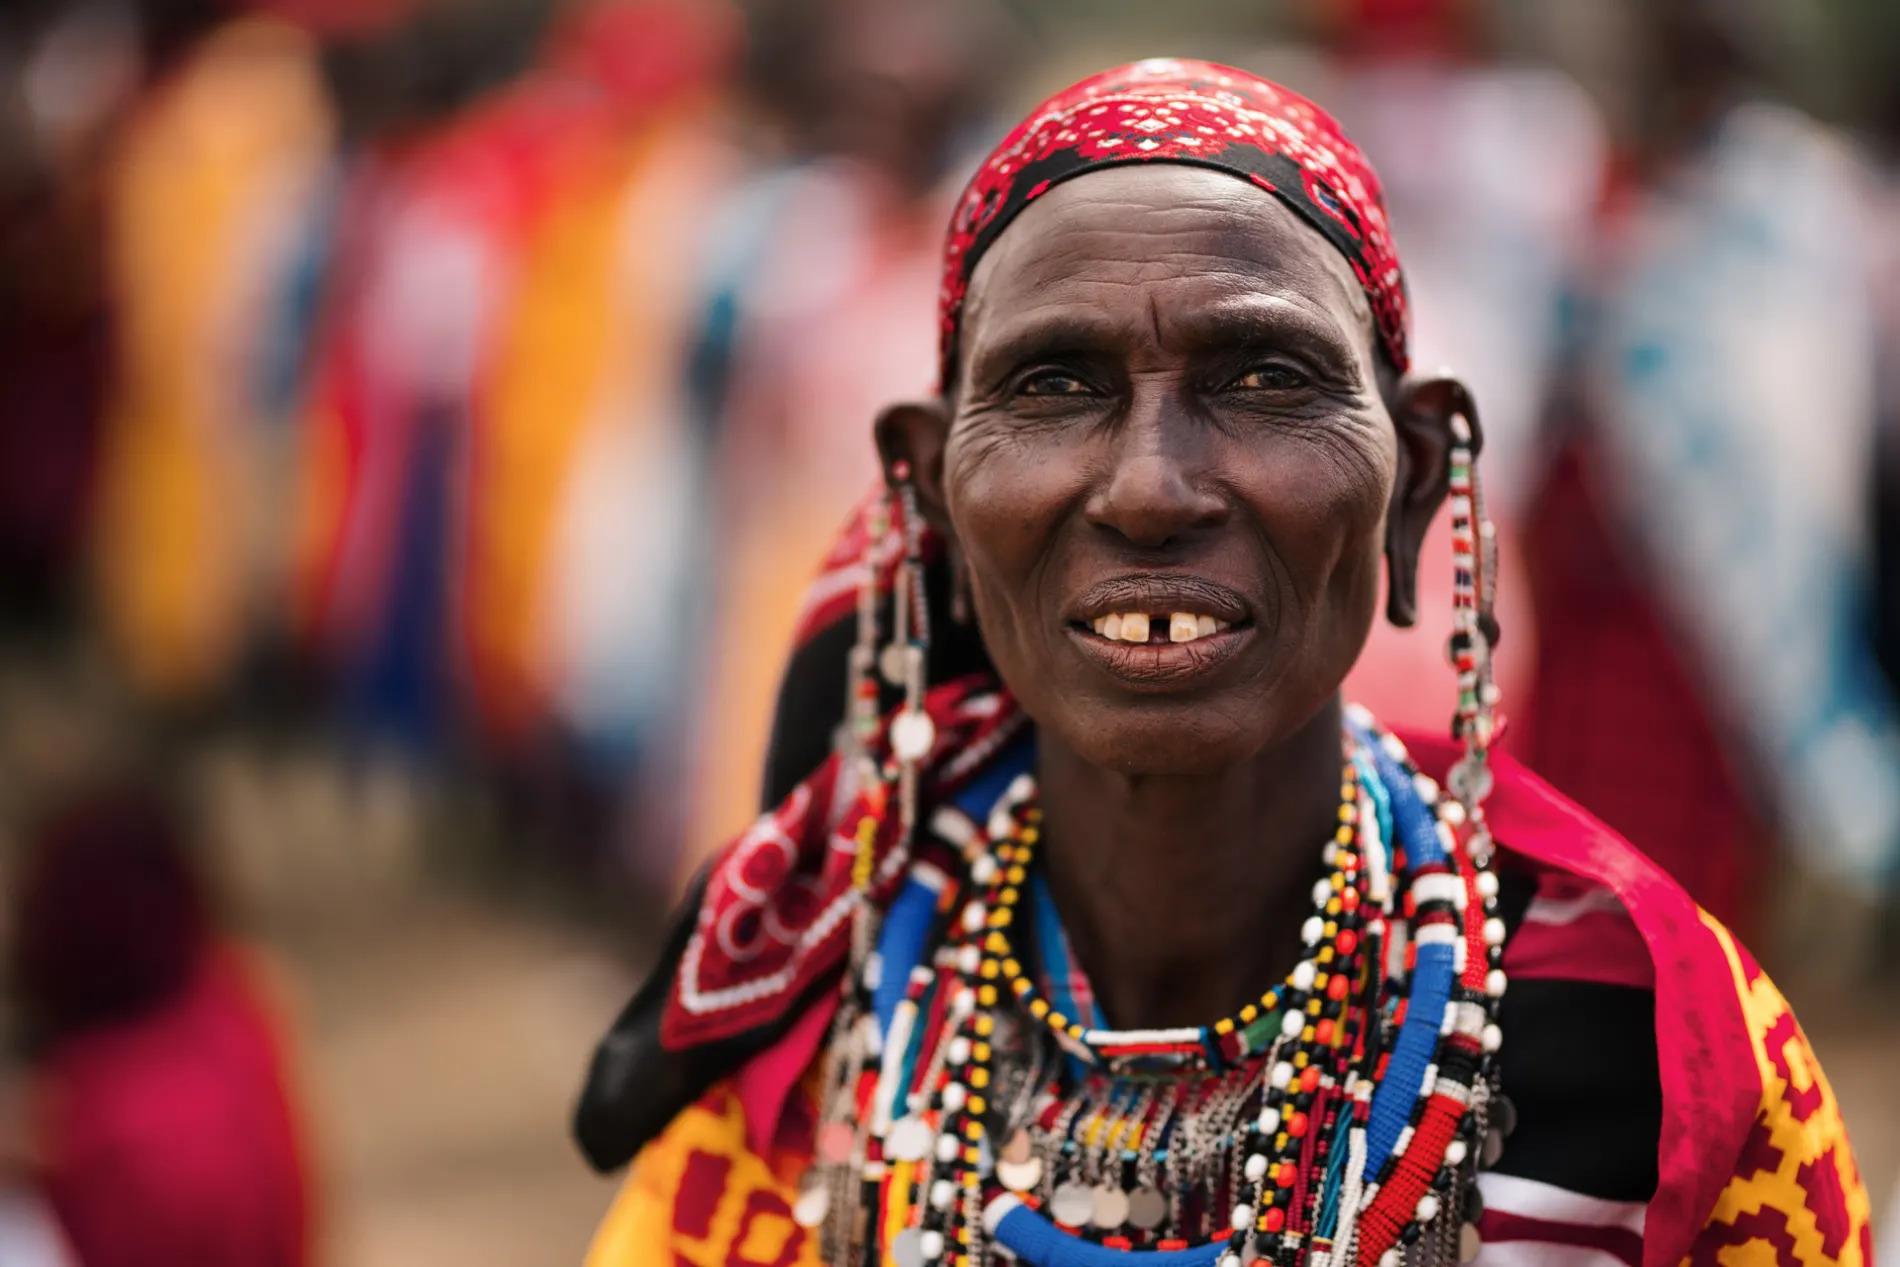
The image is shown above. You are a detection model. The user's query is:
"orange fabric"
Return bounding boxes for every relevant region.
[585,1085,820,1267]
[590,929,1873,1266]
[1687,914,1872,1265]
[93,18,333,699]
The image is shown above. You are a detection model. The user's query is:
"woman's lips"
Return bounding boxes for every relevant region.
[1064,573,1255,687]
[1068,621,1250,685]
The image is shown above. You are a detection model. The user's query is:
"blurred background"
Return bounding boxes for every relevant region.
[2,0,1899,1261]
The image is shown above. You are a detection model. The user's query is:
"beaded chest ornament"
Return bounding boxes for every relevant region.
[799,412,1503,1267]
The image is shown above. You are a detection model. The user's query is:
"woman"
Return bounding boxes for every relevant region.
[575,62,1869,1266]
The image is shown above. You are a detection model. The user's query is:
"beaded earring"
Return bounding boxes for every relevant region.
[844,486,892,789]
[886,461,935,845]
[1445,409,1500,861]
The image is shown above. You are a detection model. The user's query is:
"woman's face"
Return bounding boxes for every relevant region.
[894,165,1453,775]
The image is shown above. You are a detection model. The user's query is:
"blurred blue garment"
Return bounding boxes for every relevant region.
[1590,101,1900,884]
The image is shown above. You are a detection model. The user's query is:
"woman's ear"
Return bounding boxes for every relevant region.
[1384,373,1482,628]
[875,399,955,535]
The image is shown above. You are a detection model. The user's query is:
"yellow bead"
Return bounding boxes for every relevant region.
[974,1043,991,1061]
[1002,959,1021,979]
[975,1016,994,1036]
[979,960,998,979]
[1006,867,1026,885]
[1238,1004,1258,1024]
[1029,999,1049,1018]
[978,986,996,1006]
[1215,1017,1235,1036]
[1303,1026,1317,1042]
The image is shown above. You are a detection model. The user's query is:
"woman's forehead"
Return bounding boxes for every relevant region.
[960,166,1376,365]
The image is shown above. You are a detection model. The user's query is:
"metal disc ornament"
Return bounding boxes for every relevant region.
[1050,1182,1096,1228]
[1126,1185,1168,1230]
[889,1227,926,1267]
[890,709,937,762]
[791,1175,830,1229]
[1091,1184,1131,1229]
[996,1156,1043,1193]
[886,1115,934,1163]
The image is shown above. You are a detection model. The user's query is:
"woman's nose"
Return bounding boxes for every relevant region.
[1084,406,1228,550]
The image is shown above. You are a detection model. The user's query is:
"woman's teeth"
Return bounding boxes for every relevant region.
[1090,612,1230,643]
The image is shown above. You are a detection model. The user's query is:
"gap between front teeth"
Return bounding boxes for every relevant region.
[1090,612,1229,643]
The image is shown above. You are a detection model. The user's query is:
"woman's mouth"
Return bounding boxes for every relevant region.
[1085,611,1234,644]
[1065,575,1255,686]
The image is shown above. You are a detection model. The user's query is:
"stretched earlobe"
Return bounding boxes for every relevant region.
[1383,374,1482,629]
[875,400,955,538]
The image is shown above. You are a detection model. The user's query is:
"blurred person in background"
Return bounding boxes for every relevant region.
[0,0,136,636]
[292,0,736,892]
[87,0,338,707]
[678,0,1028,876]
[3,781,311,1267]
[1519,0,1900,941]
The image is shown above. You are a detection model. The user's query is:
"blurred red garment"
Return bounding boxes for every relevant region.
[12,788,312,1267]
[1523,445,1765,935]
[32,949,311,1267]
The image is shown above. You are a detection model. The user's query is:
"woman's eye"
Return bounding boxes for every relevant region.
[1228,364,1311,391]
[1017,369,1094,396]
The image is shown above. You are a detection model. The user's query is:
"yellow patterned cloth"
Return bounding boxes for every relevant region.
[585,1086,819,1267]
[584,928,1875,1267]
[1687,914,1872,1265]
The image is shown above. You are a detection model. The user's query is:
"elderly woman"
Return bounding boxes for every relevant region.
[575,62,1868,1267]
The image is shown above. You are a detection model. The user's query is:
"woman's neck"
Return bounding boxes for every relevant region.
[1033,696,1345,1030]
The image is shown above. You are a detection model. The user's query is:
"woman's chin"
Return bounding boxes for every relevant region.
[1035,696,1283,777]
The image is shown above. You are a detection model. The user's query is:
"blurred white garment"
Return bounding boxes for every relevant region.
[0,1187,73,1267]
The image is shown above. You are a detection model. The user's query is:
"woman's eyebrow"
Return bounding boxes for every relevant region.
[1169,295,1363,371]
[965,307,1126,383]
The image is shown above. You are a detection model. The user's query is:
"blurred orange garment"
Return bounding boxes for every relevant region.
[464,102,735,751]
[91,17,335,701]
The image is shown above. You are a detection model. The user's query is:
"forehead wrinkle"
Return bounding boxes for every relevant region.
[960,167,1379,379]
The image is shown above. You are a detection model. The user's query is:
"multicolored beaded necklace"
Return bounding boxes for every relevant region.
[794,712,1508,1267]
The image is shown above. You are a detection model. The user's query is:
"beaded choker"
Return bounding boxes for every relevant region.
[796,717,1507,1267]
[988,758,1366,1075]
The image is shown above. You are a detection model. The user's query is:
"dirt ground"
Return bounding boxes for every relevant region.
[276,893,636,1267]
